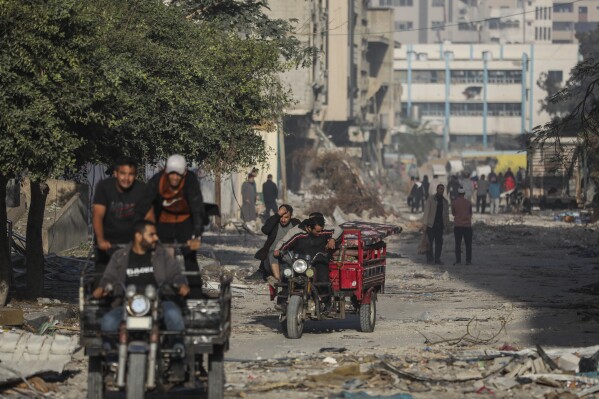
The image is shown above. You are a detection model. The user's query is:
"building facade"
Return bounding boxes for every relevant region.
[394,43,579,150]
[372,0,599,45]
[266,0,397,185]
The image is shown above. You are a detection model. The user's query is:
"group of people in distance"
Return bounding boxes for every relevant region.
[91,155,206,351]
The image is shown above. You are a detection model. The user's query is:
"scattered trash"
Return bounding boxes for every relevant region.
[320,347,348,353]
[323,357,338,365]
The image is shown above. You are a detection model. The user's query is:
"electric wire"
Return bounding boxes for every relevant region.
[294,0,587,37]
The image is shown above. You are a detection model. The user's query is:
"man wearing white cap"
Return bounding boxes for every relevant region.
[138,155,205,285]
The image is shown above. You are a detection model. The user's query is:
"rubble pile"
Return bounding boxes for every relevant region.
[226,345,599,398]
[307,152,386,217]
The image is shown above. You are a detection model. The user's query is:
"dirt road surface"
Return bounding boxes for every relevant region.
[17,202,599,398]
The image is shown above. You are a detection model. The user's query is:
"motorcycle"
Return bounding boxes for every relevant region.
[276,251,335,339]
[81,264,231,399]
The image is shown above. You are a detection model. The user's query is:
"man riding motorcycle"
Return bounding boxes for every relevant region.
[275,214,337,307]
[92,220,190,351]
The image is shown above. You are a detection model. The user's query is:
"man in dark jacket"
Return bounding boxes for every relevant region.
[254,204,300,284]
[276,214,337,286]
[262,174,279,219]
[137,155,205,272]
[93,220,189,334]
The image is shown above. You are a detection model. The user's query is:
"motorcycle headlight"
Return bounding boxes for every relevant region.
[128,295,151,316]
[293,259,308,274]
[283,268,293,278]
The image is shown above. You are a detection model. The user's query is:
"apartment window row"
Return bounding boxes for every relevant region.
[396,69,522,84]
[488,19,520,30]
[553,21,574,31]
[395,21,414,31]
[553,3,573,13]
[535,26,552,41]
[401,103,522,117]
[535,6,551,20]
[380,0,413,6]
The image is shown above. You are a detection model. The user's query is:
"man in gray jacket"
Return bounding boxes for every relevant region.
[422,184,450,265]
[93,220,190,334]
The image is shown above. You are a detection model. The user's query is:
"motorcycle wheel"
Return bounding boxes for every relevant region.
[126,353,147,399]
[286,295,304,339]
[359,295,377,332]
[208,345,225,399]
[87,355,104,399]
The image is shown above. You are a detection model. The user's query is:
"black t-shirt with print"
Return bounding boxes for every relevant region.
[126,250,155,288]
[93,177,146,244]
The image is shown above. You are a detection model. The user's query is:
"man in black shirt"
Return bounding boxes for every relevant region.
[92,157,146,275]
[93,220,190,334]
[422,184,450,265]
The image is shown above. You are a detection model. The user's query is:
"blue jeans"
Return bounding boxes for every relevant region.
[101,300,185,332]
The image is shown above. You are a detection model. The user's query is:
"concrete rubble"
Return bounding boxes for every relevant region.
[224,345,599,398]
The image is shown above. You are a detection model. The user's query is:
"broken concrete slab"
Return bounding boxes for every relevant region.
[0,332,78,385]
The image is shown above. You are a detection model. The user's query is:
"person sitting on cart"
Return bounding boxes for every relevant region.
[254,204,301,285]
[275,214,337,300]
[92,220,190,350]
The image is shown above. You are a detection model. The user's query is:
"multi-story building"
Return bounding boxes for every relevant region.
[372,0,598,45]
[394,43,578,150]
[266,0,397,187]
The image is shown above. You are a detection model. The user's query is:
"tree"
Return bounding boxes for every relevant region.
[0,0,309,300]
[0,0,98,300]
[533,39,599,180]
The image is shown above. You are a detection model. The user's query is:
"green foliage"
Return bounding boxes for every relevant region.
[0,0,95,180]
[0,0,310,178]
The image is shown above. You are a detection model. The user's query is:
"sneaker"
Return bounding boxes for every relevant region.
[434,260,444,265]
[266,276,279,287]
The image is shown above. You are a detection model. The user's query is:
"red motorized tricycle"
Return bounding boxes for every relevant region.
[272,222,401,339]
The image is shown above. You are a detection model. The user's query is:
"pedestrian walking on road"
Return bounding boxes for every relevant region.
[410,177,424,213]
[241,173,257,222]
[422,184,450,265]
[476,174,489,213]
[262,174,279,219]
[448,175,460,201]
[489,176,501,214]
[421,175,430,208]
[452,186,473,265]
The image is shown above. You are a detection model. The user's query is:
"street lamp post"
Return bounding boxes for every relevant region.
[444,51,454,153]
[482,51,491,149]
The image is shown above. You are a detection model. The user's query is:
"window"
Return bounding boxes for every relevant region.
[398,0,413,6]
[432,21,445,31]
[403,103,521,117]
[432,0,444,6]
[553,21,573,31]
[548,70,563,84]
[535,27,539,40]
[458,22,476,31]
[535,7,539,20]
[553,3,573,13]
[579,6,588,14]
[395,21,413,30]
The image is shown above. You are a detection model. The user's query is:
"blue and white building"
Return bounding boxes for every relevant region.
[394,43,579,150]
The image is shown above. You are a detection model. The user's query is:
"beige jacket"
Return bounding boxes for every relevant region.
[422,194,450,231]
